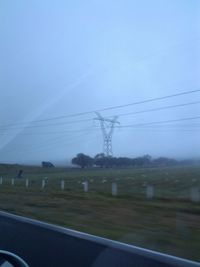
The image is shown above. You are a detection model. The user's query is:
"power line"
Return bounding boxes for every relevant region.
[0,89,199,128]
[117,125,200,129]
[1,99,200,132]
[4,131,100,154]
[116,128,200,133]
[114,101,200,118]
[98,89,200,113]
[0,118,92,131]
[0,129,100,135]
[118,116,200,128]
[0,120,116,132]
[1,123,200,136]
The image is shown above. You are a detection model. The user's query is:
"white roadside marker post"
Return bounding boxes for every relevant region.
[190,187,200,202]
[25,179,29,188]
[83,181,88,192]
[111,182,118,196]
[146,185,154,199]
[61,180,65,190]
[42,179,45,189]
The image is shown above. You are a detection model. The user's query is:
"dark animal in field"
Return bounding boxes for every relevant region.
[16,169,23,179]
[42,161,55,168]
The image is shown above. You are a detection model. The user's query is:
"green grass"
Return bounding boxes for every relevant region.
[0,164,200,262]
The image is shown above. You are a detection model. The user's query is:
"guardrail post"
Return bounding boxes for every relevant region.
[11,178,15,186]
[0,177,3,185]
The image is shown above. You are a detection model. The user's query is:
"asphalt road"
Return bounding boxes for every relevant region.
[0,211,198,267]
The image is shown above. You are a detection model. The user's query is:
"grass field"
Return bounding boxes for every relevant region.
[0,164,200,261]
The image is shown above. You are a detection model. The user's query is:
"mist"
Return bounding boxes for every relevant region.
[0,0,199,165]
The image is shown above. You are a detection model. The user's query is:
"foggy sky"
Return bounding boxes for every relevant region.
[0,0,200,165]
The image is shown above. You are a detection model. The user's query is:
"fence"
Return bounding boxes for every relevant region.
[0,176,199,202]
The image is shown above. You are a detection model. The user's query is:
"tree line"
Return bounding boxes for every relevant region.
[71,153,181,169]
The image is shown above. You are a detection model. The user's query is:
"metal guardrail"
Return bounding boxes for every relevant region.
[0,211,199,267]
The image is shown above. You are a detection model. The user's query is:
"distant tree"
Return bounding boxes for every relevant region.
[71,153,180,169]
[42,161,54,168]
[153,157,177,166]
[131,155,152,167]
[94,153,106,168]
[72,153,93,169]
[132,157,145,167]
[104,156,116,168]
[117,157,132,167]
[142,155,152,166]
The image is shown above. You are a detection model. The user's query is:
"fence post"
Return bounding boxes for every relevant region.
[11,178,15,186]
[61,180,65,190]
[25,179,29,188]
[111,182,118,196]
[146,185,154,199]
[190,187,200,202]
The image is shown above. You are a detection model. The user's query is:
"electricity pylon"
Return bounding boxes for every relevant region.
[94,112,119,157]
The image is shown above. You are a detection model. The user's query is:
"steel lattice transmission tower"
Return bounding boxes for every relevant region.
[95,112,119,157]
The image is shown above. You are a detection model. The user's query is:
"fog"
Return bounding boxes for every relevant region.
[0,0,199,165]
